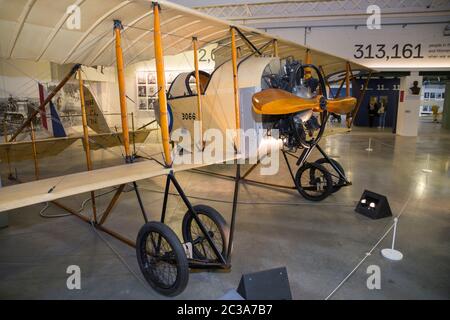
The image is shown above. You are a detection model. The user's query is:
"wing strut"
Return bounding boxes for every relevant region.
[30,122,39,179]
[78,69,97,222]
[273,39,279,57]
[346,62,351,97]
[153,3,172,167]
[304,49,312,79]
[192,37,204,149]
[230,27,241,150]
[113,20,132,163]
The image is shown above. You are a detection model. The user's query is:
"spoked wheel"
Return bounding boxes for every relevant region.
[136,222,189,296]
[182,205,229,262]
[314,158,346,193]
[295,162,333,201]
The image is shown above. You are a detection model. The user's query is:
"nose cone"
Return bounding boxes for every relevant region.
[319,96,327,110]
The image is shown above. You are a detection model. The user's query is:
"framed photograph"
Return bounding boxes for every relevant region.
[148,85,157,98]
[148,98,156,110]
[138,86,147,97]
[137,72,146,84]
[138,98,147,110]
[147,72,156,84]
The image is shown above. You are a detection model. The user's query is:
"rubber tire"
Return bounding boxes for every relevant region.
[136,221,189,297]
[295,162,333,201]
[182,205,230,261]
[314,158,346,193]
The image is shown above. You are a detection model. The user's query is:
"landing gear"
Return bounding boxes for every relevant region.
[295,162,333,201]
[314,158,346,193]
[182,205,229,261]
[135,167,239,296]
[136,221,189,297]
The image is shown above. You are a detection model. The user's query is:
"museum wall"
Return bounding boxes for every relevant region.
[0,58,51,99]
[267,23,449,71]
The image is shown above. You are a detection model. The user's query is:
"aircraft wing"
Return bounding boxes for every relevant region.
[0,0,371,74]
[0,129,153,162]
[87,129,152,150]
[0,136,79,163]
[0,155,241,213]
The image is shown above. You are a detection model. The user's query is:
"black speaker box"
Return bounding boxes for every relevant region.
[237,267,292,300]
[355,190,392,219]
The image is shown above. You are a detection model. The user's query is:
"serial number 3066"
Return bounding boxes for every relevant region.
[181,112,196,120]
[221,304,272,315]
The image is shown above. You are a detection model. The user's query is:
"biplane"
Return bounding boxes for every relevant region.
[0,0,372,296]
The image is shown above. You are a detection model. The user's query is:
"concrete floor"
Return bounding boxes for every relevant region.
[0,121,449,299]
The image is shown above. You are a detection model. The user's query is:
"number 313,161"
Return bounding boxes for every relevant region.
[354,43,424,60]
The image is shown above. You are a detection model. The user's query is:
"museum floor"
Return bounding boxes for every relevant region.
[0,121,449,299]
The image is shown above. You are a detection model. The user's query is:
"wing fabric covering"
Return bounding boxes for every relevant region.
[0,0,371,75]
[38,83,48,130]
[0,137,78,162]
[84,85,110,134]
[49,101,67,137]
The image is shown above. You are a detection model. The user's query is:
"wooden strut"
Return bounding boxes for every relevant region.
[334,63,357,99]
[334,77,345,99]
[153,3,172,166]
[114,20,132,163]
[78,69,97,223]
[3,120,13,179]
[319,65,333,97]
[192,37,204,148]
[131,112,136,156]
[273,39,279,57]
[345,61,351,97]
[29,122,39,180]
[230,27,240,150]
[98,184,126,226]
[304,49,312,79]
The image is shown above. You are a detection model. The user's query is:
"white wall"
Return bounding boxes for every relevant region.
[0,58,51,99]
[396,73,423,136]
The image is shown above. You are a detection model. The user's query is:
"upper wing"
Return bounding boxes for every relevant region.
[0,0,371,74]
